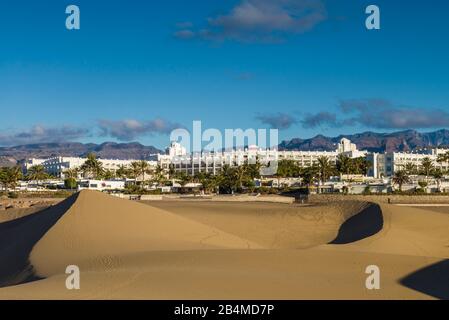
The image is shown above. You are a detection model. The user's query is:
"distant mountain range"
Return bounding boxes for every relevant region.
[279,129,449,152]
[0,142,163,167]
[1,129,449,167]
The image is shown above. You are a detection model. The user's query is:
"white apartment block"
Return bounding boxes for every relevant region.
[338,138,368,158]
[20,158,47,173]
[170,146,280,176]
[42,157,86,177]
[20,139,449,180]
[167,138,449,178]
[167,140,356,176]
[368,149,449,178]
[22,156,157,179]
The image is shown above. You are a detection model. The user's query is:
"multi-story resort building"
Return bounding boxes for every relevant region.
[21,139,449,179]
[21,158,47,173]
[165,138,361,176]
[164,139,449,178]
[21,156,157,178]
[368,148,449,178]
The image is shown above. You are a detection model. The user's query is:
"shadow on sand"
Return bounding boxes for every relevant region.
[0,193,78,288]
[400,260,449,300]
[329,203,383,244]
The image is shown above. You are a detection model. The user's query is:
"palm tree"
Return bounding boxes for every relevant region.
[392,170,410,192]
[103,169,116,180]
[168,165,176,179]
[0,167,8,192]
[432,169,444,192]
[336,154,352,176]
[152,165,166,185]
[81,153,104,179]
[202,173,220,194]
[177,171,193,187]
[353,157,372,176]
[64,167,79,180]
[26,165,49,183]
[116,165,129,179]
[217,165,239,194]
[277,160,300,178]
[420,157,434,182]
[0,166,23,191]
[418,180,429,193]
[64,167,79,191]
[234,165,247,190]
[244,159,262,180]
[437,151,449,164]
[10,166,23,190]
[129,162,142,180]
[300,165,318,189]
[403,162,417,175]
[193,171,217,194]
[136,160,151,183]
[316,156,334,192]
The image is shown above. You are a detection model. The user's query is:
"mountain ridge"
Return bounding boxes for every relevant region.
[1,129,449,167]
[279,129,449,152]
[0,142,163,167]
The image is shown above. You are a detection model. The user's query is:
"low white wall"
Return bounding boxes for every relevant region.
[109,194,163,201]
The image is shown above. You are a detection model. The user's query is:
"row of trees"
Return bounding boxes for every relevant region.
[171,155,366,195]
[392,169,443,192]
[0,153,166,192]
[63,153,165,181]
[276,155,371,184]
[393,156,447,192]
[63,153,167,190]
[401,157,443,177]
[0,165,54,191]
[3,152,448,194]
[69,154,365,194]
[0,166,23,191]
[63,154,264,194]
[165,161,261,194]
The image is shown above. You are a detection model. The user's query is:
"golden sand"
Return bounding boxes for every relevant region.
[0,190,448,299]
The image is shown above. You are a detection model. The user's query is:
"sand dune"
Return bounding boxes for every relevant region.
[326,204,449,259]
[0,249,439,300]
[31,191,262,278]
[0,190,448,299]
[0,205,51,223]
[147,200,371,249]
[0,195,78,287]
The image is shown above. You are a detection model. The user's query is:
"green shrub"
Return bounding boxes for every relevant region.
[257,186,270,194]
[124,184,142,194]
[8,192,19,199]
[124,184,163,195]
[362,186,372,195]
[64,178,78,190]
[146,189,162,195]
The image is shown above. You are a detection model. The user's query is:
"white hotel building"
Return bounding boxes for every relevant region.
[22,156,157,179]
[22,139,449,179]
[368,148,449,178]
[163,139,449,178]
[163,139,362,176]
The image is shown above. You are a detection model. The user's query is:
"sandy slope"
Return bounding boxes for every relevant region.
[0,190,448,299]
[0,249,438,300]
[324,204,449,259]
[30,191,262,277]
[147,200,369,249]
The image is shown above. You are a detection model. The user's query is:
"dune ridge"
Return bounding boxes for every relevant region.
[325,204,449,259]
[29,191,262,278]
[0,190,448,299]
[0,194,79,287]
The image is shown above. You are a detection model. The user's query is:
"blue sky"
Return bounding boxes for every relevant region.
[1,0,449,148]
